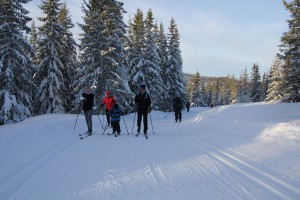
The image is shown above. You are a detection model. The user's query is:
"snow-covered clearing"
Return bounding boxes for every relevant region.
[0,102,300,200]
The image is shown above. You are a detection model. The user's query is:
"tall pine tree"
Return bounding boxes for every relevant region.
[0,0,35,124]
[266,56,283,102]
[77,0,132,109]
[143,9,166,110]
[34,0,66,114]
[279,0,300,102]
[249,63,261,102]
[237,68,250,103]
[58,2,77,112]
[166,18,186,103]
[128,9,147,93]
[190,72,206,107]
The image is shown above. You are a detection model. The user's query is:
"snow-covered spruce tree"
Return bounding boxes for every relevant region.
[278,0,300,102]
[265,56,284,102]
[237,68,250,103]
[34,0,66,114]
[212,79,221,106]
[143,9,167,110]
[76,0,133,110]
[223,82,232,105]
[75,0,105,102]
[0,0,35,124]
[128,10,147,91]
[249,63,261,102]
[58,2,77,112]
[166,18,186,102]
[260,72,269,101]
[206,85,213,106]
[190,72,206,107]
[29,19,38,55]
[157,22,171,108]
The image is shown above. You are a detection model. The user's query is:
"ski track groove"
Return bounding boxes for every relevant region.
[179,130,300,200]
[1,105,299,200]
[0,136,78,200]
[230,147,300,182]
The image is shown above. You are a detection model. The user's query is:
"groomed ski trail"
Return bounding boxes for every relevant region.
[0,103,299,200]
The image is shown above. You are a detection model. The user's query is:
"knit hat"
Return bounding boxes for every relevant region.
[140,84,146,89]
[113,103,119,109]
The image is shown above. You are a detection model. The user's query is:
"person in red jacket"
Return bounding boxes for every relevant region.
[101,91,116,127]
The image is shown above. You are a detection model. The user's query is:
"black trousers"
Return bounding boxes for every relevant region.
[137,111,148,133]
[106,109,111,126]
[111,121,120,133]
[175,110,182,121]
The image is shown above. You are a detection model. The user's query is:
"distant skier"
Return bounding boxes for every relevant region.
[173,92,183,123]
[134,84,152,136]
[80,86,94,135]
[110,100,123,137]
[186,101,190,112]
[101,91,116,127]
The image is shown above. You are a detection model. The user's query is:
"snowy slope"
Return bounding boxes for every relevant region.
[0,102,300,200]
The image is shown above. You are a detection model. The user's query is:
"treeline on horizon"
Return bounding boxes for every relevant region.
[0,0,299,125]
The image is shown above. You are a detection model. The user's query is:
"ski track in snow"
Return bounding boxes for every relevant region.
[0,103,300,200]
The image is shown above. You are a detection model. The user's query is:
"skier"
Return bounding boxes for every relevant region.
[186,101,190,112]
[101,91,116,127]
[134,84,151,136]
[173,92,182,123]
[110,100,123,137]
[80,86,95,135]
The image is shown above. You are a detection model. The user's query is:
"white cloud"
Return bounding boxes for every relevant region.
[176,10,287,76]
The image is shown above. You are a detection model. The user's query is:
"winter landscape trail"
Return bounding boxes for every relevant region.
[0,103,300,200]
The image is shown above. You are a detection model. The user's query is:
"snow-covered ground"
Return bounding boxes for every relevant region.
[0,102,300,200]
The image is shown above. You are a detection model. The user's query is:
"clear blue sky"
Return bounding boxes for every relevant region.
[25,0,291,77]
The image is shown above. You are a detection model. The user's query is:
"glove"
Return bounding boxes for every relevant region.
[79,97,85,101]
[135,103,139,108]
[148,107,151,113]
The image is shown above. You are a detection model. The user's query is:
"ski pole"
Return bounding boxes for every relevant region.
[74,112,79,131]
[164,111,172,118]
[102,107,106,128]
[122,115,129,135]
[74,102,81,131]
[131,112,136,134]
[97,114,105,130]
[149,113,154,134]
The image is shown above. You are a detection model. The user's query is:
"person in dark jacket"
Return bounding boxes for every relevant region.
[134,84,151,135]
[186,101,190,112]
[110,101,123,137]
[173,92,182,123]
[80,86,94,134]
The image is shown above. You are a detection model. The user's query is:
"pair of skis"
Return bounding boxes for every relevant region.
[79,131,149,140]
[135,132,148,139]
[79,131,119,139]
[79,132,92,140]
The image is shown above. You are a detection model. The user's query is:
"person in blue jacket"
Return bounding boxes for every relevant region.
[110,100,123,137]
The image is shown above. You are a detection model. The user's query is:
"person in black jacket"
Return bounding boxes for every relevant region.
[186,101,190,112]
[134,84,151,135]
[173,92,183,123]
[80,86,94,134]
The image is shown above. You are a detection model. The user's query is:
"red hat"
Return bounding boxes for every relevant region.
[106,91,110,95]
